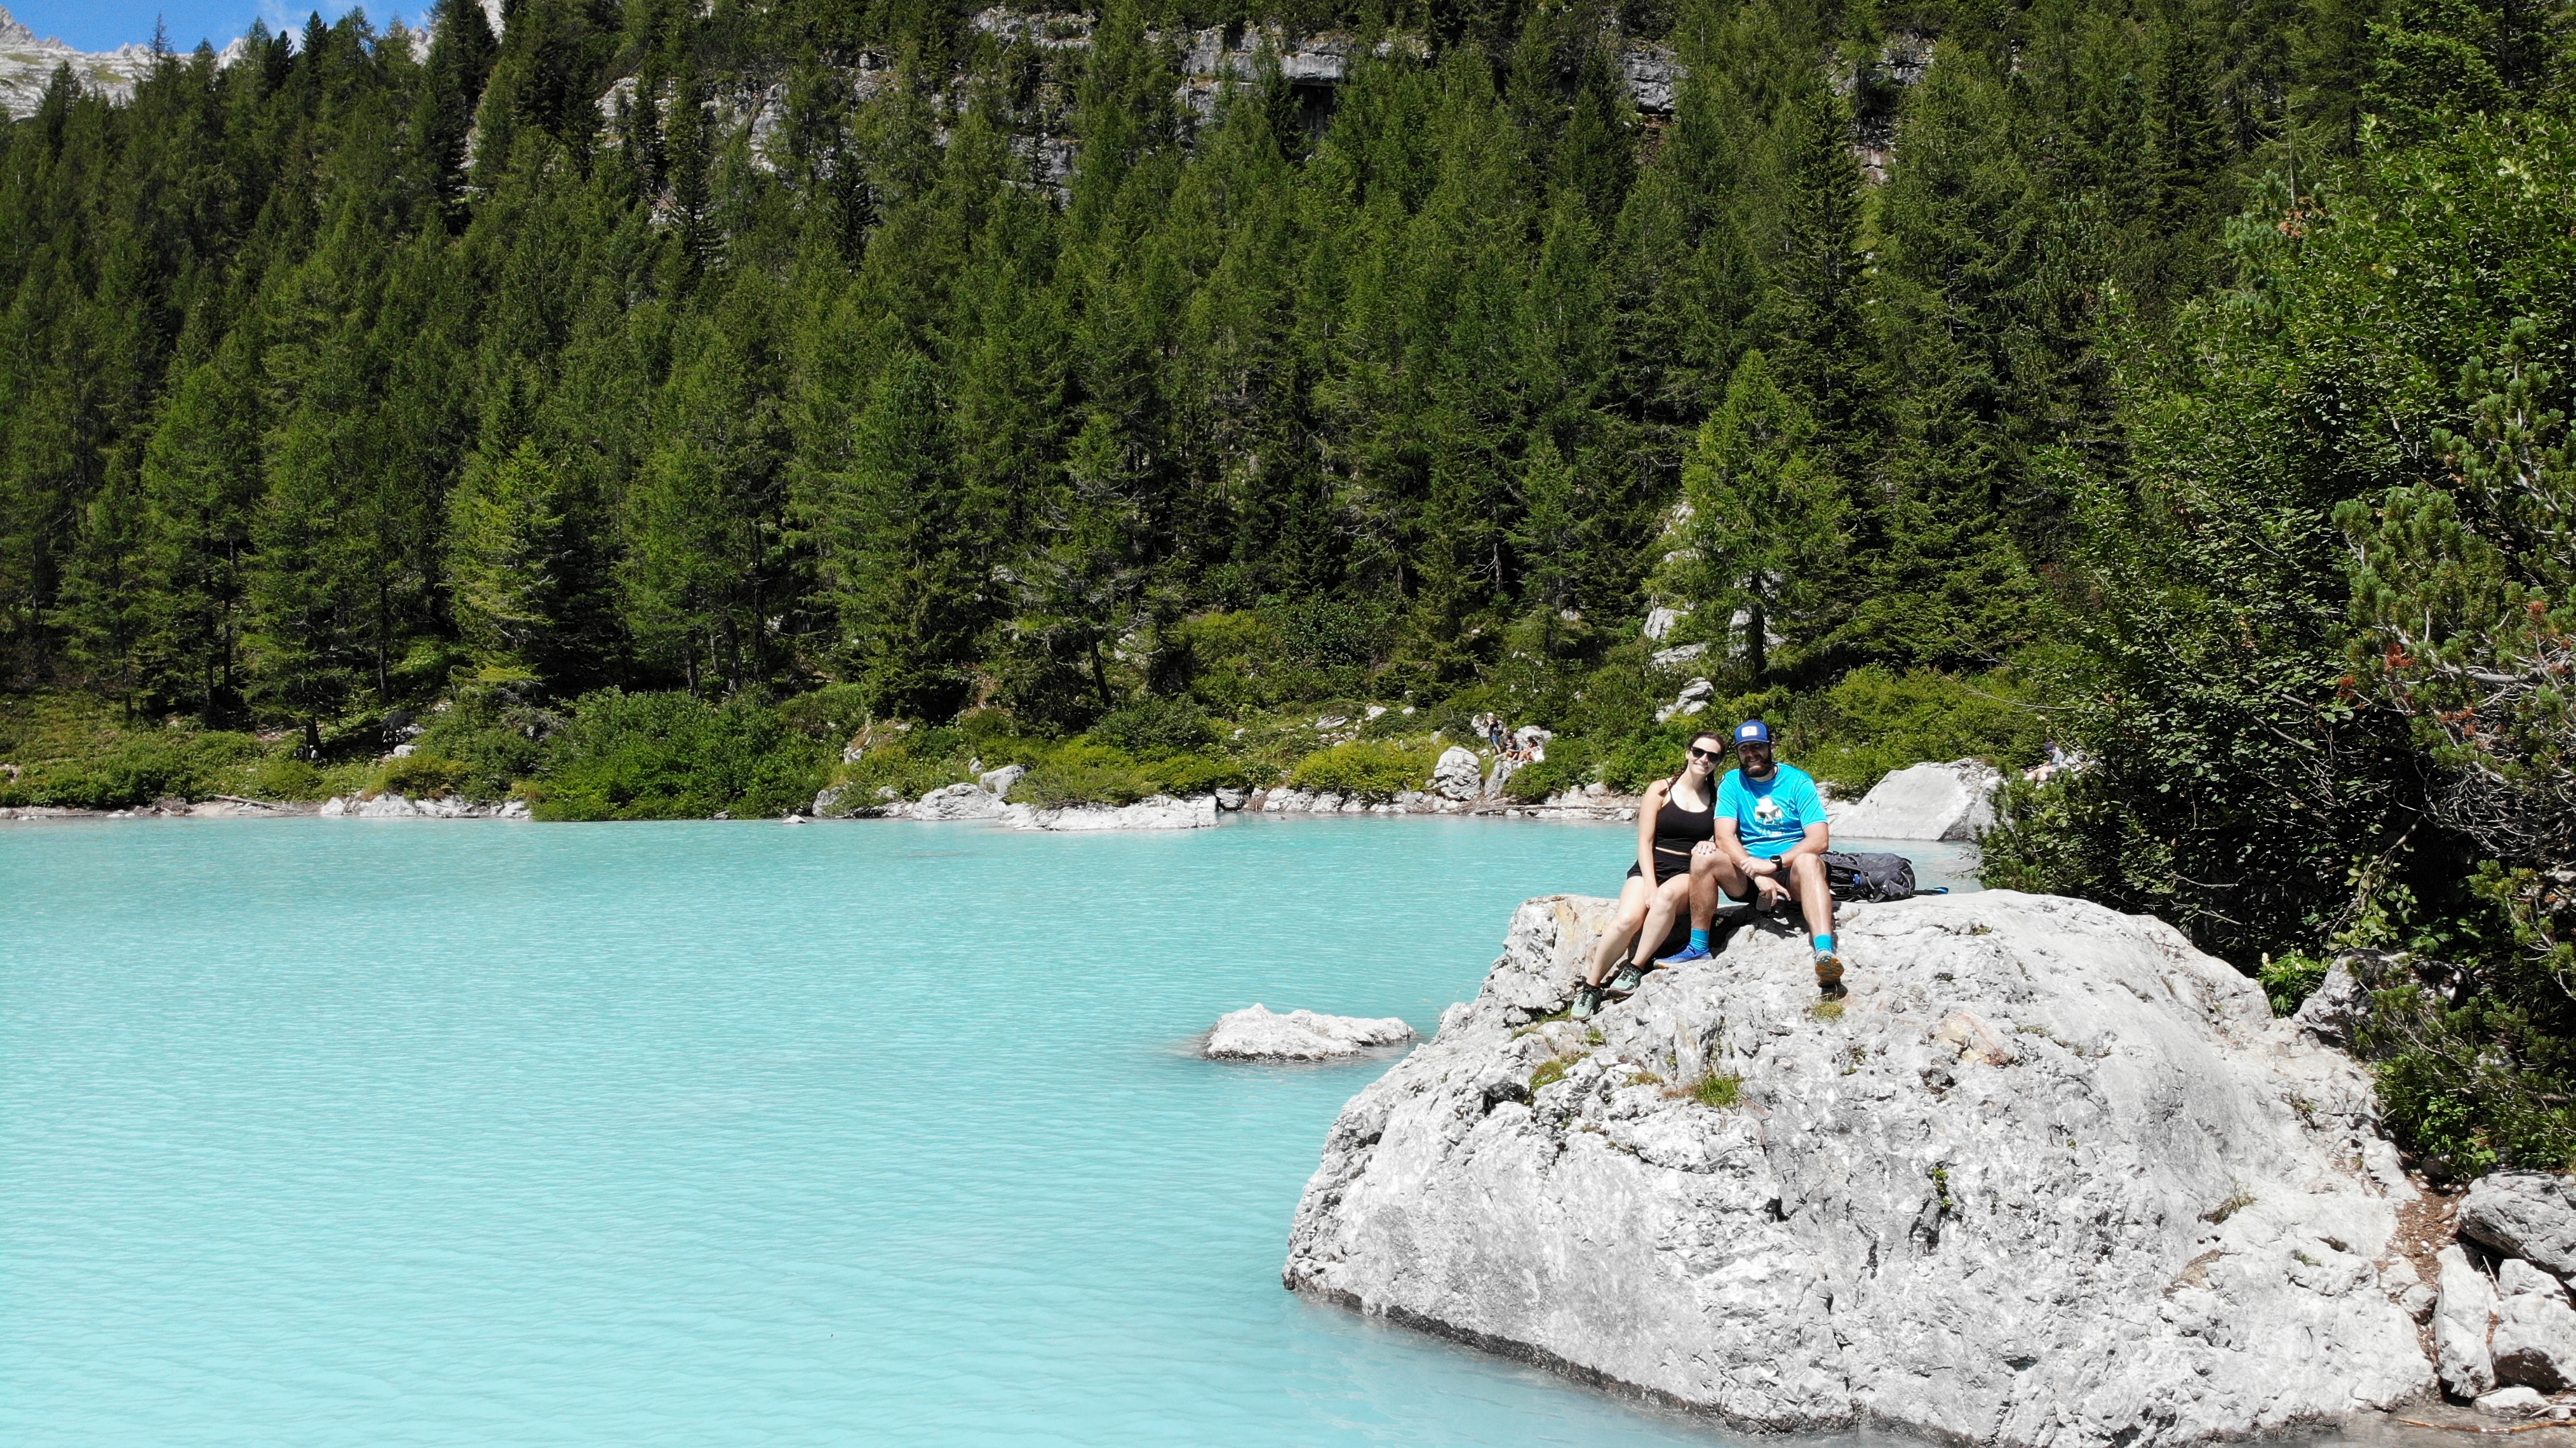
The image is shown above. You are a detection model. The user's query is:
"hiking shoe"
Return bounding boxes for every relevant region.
[1815,952,1846,998]
[1609,963,1645,996]
[1571,984,1603,1020]
[1654,943,1713,967]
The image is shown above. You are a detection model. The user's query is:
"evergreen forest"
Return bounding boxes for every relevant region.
[3,0,2575,1170]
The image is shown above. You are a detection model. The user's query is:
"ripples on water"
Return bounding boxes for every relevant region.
[0,815,1982,1446]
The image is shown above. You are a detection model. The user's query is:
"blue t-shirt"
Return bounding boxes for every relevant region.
[1716,763,1826,859]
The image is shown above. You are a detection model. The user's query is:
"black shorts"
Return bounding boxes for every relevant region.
[1627,849,1696,888]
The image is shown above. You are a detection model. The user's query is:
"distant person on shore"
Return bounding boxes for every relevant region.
[1483,714,1509,756]
[1711,720,1842,999]
[1571,730,1728,1020]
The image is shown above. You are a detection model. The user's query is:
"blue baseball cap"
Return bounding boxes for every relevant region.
[1733,720,1772,746]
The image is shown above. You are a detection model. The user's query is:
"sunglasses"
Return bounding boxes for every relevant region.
[1687,746,1722,761]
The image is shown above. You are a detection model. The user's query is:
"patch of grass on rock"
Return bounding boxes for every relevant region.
[1687,1073,1743,1109]
[1529,1054,1583,1093]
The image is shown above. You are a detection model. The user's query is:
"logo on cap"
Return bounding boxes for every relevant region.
[1735,720,1771,744]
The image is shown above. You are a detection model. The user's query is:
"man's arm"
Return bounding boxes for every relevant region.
[1715,815,1750,866]
[1782,820,1830,863]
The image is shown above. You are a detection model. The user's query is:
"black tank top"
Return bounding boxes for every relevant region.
[1652,783,1715,869]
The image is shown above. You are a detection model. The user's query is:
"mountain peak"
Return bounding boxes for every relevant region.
[0,8,48,50]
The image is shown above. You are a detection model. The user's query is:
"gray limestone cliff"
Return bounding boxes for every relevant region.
[1283,890,2432,1446]
[0,7,162,118]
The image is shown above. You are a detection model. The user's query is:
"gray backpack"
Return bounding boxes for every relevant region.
[1823,850,1919,902]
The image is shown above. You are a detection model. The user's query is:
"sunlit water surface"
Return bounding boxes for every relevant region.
[0,815,1997,1446]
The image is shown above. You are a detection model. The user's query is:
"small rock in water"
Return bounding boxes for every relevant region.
[1205,1004,1417,1061]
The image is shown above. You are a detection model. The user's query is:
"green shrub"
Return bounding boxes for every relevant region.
[831,739,974,803]
[954,707,1034,746]
[1265,597,1393,668]
[1503,739,1595,802]
[1143,750,1245,797]
[1166,611,1288,714]
[1289,739,1438,796]
[373,753,473,798]
[773,683,875,742]
[1794,666,2049,796]
[245,755,328,800]
[2258,951,2331,1017]
[408,691,559,801]
[1089,697,1217,756]
[530,690,830,821]
[1358,706,1421,739]
[1600,728,1694,794]
[1010,741,1157,808]
[1,732,216,808]
[2365,987,2576,1179]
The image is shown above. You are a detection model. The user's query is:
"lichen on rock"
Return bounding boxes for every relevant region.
[1284,890,2432,1447]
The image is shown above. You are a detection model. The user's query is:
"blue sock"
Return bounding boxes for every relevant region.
[1689,927,1709,952]
[1813,933,1836,955]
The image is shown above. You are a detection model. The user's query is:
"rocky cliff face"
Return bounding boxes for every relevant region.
[0,8,161,118]
[1284,890,2432,1446]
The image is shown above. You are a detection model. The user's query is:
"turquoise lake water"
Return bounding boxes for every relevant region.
[4,815,1978,1447]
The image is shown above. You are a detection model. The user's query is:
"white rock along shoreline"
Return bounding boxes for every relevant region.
[0,750,2006,832]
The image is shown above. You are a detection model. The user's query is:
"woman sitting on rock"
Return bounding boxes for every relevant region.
[1571,730,1727,1020]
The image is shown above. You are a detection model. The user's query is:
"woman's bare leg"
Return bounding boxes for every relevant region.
[1583,876,1656,986]
[1629,875,1694,973]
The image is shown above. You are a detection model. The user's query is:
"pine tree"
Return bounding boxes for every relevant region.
[412,0,500,228]
[1674,351,1849,680]
[817,348,983,718]
[138,339,264,721]
[448,432,566,680]
[1758,76,1875,476]
[51,466,151,712]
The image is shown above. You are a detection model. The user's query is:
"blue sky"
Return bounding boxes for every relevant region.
[9,1,427,53]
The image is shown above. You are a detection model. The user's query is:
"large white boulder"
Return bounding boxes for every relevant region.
[910,782,1006,821]
[1205,1004,1417,1061]
[1431,746,1484,801]
[1831,760,2002,841]
[2462,1171,2576,1278]
[1284,890,2431,1447]
[2438,1245,2502,1397]
[317,792,524,819]
[1002,794,1218,831]
[2490,1258,2576,1391]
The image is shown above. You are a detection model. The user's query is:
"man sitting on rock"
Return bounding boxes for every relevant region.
[1700,720,1843,998]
